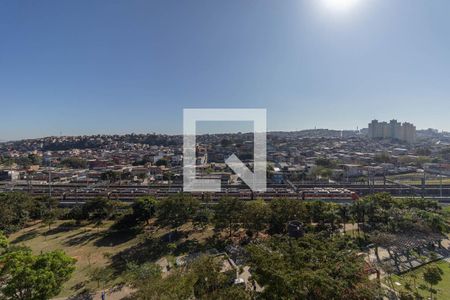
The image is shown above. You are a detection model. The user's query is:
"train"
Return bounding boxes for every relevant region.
[299,188,359,203]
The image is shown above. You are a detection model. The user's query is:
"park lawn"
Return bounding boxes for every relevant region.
[389,260,450,300]
[8,220,143,297]
[387,173,450,186]
[396,179,450,185]
[7,220,216,298]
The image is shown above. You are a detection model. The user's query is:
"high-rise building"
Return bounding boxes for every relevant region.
[368,119,416,143]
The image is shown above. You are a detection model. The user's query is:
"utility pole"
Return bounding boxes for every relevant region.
[48,159,52,198]
[27,171,32,193]
[421,171,426,199]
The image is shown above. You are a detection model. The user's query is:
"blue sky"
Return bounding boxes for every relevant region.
[1,0,450,140]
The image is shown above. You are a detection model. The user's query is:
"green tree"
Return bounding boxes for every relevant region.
[213,197,244,238]
[269,198,308,234]
[68,204,87,224]
[29,196,59,220]
[82,197,114,225]
[423,264,444,300]
[101,170,120,182]
[191,255,235,298]
[59,157,87,169]
[43,209,59,231]
[322,203,341,231]
[132,197,158,225]
[375,152,391,163]
[157,194,199,228]
[193,207,213,230]
[311,166,333,179]
[132,268,195,300]
[242,199,271,236]
[339,205,349,233]
[0,192,34,234]
[208,286,253,300]
[0,230,8,252]
[315,157,337,168]
[0,249,76,300]
[15,155,42,168]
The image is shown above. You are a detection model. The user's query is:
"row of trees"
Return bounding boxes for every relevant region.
[1,192,446,243]
[0,154,42,167]
[59,157,87,169]
[109,195,343,238]
[3,191,444,237]
[63,192,448,244]
[351,193,447,235]
[0,193,59,234]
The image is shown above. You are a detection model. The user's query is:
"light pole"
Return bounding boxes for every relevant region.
[48,157,52,198]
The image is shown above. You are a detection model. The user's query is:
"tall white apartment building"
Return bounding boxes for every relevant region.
[368,119,416,143]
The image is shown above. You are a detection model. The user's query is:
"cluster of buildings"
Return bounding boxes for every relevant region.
[368,119,416,143]
[2,123,450,194]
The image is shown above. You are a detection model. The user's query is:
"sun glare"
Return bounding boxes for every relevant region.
[323,0,361,12]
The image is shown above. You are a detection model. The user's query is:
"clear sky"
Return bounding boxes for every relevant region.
[1,0,450,140]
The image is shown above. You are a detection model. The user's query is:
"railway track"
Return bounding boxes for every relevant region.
[2,181,450,204]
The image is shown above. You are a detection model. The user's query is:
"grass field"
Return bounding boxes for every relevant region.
[7,220,215,298]
[388,173,450,186]
[8,220,138,297]
[389,260,450,300]
[392,179,450,185]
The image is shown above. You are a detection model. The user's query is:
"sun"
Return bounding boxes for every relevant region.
[322,0,361,12]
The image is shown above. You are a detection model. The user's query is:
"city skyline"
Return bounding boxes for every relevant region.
[2,0,450,140]
[0,118,442,143]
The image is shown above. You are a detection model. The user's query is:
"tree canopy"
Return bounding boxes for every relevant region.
[157,194,200,228]
[132,197,158,225]
[0,249,76,300]
[247,235,379,300]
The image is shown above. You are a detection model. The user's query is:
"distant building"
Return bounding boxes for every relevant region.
[423,163,450,176]
[368,119,416,143]
[340,164,364,177]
